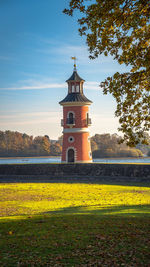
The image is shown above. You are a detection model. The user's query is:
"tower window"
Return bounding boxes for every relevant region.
[69,112,74,123]
[72,85,75,93]
[69,84,71,93]
[87,113,89,124]
[76,85,79,92]
[67,112,75,125]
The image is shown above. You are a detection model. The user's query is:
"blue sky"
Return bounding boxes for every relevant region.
[0,0,129,139]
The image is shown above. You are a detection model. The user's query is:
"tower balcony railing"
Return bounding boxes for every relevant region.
[87,118,92,126]
[66,118,75,126]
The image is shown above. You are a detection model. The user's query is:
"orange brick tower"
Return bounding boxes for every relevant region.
[59,60,93,163]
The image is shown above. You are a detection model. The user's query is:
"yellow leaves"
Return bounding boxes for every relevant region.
[8,231,13,235]
[141,5,149,14]
[131,67,137,73]
[145,41,150,47]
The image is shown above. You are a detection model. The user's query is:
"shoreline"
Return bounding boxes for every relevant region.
[0,156,60,159]
[0,156,150,159]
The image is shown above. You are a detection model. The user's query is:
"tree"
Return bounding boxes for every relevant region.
[91,133,144,157]
[33,136,50,155]
[50,142,62,156]
[64,0,150,146]
[90,139,98,151]
[58,136,63,146]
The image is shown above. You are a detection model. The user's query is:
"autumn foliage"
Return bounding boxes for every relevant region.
[64,0,150,146]
[0,130,62,157]
[0,130,150,157]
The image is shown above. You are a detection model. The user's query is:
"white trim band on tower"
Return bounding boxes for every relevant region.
[63,128,90,133]
[60,102,91,107]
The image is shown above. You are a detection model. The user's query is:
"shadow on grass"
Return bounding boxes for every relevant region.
[0,206,150,267]
[45,203,150,217]
[1,204,149,220]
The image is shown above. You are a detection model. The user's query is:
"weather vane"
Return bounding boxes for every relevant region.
[71,56,77,69]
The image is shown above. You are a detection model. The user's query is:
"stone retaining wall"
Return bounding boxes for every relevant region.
[0,163,150,183]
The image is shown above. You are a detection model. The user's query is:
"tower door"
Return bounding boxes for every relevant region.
[68,148,75,163]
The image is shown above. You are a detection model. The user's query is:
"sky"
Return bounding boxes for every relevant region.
[0,0,130,139]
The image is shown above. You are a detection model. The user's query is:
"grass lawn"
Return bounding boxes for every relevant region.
[0,182,150,266]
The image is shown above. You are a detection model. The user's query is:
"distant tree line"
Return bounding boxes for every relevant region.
[91,133,150,158]
[0,130,150,158]
[0,131,62,157]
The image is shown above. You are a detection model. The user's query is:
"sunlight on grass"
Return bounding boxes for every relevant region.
[0,183,150,218]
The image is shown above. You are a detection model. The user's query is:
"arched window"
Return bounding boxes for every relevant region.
[67,112,75,125]
[69,112,74,124]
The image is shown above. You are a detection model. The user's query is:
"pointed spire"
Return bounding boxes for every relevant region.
[66,57,84,82]
[59,58,92,105]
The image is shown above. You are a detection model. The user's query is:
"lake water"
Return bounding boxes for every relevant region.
[0,157,150,164]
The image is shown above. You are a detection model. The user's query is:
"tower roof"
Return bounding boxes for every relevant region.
[66,70,85,82]
[59,93,92,105]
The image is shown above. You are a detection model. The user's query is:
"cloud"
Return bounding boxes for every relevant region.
[0,79,100,91]
[0,111,61,118]
[0,83,66,90]
[0,111,61,126]
[84,81,101,90]
[0,111,60,119]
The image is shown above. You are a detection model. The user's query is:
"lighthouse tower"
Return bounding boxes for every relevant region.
[59,60,93,163]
